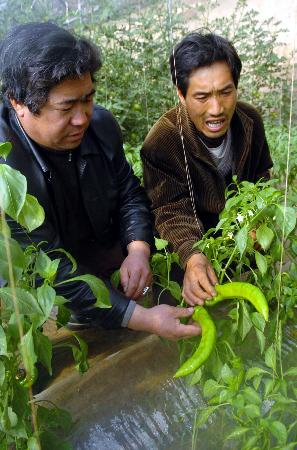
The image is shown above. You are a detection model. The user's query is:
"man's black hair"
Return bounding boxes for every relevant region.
[0,22,102,113]
[169,32,242,97]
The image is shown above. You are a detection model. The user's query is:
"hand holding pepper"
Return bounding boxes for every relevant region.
[182,253,218,306]
[127,304,201,340]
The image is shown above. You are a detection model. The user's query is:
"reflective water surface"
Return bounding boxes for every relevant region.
[38,322,297,450]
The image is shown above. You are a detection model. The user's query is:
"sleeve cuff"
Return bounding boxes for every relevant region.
[121,299,137,327]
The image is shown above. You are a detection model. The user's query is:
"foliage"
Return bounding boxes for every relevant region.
[0,142,111,449]
[153,178,297,449]
[266,124,297,185]
[205,0,291,123]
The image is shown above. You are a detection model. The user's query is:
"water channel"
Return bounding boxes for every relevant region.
[37,318,297,449]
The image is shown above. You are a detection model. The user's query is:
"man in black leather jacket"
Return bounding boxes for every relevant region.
[0,22,200,340]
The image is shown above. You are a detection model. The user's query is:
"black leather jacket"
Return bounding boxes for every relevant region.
[0,104,153,328]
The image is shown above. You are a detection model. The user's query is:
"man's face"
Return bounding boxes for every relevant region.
[12,72,95,150]
[178,61,237,139]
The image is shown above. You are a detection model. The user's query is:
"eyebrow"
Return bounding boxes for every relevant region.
[193,83,235,95]
[55,88,96,106]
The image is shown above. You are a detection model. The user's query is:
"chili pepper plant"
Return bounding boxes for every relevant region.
[0,142,111,449]
[153,176,297,449]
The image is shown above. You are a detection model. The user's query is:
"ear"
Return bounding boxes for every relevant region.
[177,88,186,105]
[10,99,27,118]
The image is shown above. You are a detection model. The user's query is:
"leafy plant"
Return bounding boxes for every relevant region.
[152,177,297,449]
[0,142,111,449]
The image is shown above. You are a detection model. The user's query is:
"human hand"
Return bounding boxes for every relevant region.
[120,240,152,299]
[127,303,201,340]
[183,253,218,306]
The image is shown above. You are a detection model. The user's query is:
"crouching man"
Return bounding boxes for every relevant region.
[141,32,273,306]
[0,22,200,340]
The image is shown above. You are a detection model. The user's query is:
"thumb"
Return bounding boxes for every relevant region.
[175,307,195,318]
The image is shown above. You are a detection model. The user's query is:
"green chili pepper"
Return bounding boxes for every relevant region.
[16,366,38,388]
[174,306,216,378]
[205,282,269,321]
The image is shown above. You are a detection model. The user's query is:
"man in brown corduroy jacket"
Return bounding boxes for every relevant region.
[141,32,273,307]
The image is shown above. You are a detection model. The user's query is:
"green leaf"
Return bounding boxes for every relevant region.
[238,302,253,341]
[242,435,259,449]
[34,330,52,376]
[27,436,40,450]
[255,251,267,275]
[40,431,72,450]
[0,142,12,160]
[270,421,287,445]
[0,213,11,237]
[203,379,221,398]
[0,164,26,219]
[6,407,18,428]
[256,223,274,251]
[17,194,45,232]
[263,378,275,397]
[19,326,37,380]
[168,280,182,301]
[226,426,250,440]
[35,250,60,281]
[251,312,266,332]
[37,284,56,320]
[0,326,7,356]
[154,237,168,250]
[0,361,5,386]
[242,386,261,405]
[265,345,276,371]
[221,363,233,384]
[0,233,25,283]
[243,404,260,419]
[284,367,297,377]
[272,205,296,238]
[47,247,77,274]
[0,287,43,316]
[189,368,202,386]
[56,304,71,328]
[194,406,220,428]
[70,335,89,373]
[57,274,111,308]
[246,367,268,381]
[255,328,266,354]
[235,225,248,257]
[110,269,120,288]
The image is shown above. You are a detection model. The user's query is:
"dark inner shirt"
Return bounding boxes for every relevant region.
[40,147,95,259]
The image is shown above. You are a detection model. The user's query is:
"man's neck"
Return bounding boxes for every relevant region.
[196,130,227,148]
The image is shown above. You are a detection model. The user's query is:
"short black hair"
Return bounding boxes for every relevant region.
[0,22,102,113]
[170,32,242,97]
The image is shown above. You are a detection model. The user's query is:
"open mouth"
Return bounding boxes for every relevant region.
[205,118,225,132]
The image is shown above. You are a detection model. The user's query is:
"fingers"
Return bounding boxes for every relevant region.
[121,267,141,298]
[172,307,201,338]
[120,260,152,299]
[207,265,218,286]
[174,306,194,318]
[183,254,217,306]
[176,322,201,339]
[120,266,129,294]
[183,273,216,306]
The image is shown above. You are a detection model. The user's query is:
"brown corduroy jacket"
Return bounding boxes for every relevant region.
[141,101,273,267]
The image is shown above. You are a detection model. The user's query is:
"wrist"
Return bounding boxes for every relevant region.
[127,304,154,333]
[127,240,151,258]
[186,252,204,268]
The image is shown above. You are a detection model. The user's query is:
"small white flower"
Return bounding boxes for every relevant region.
[236,213,244,223]
[227,232,234,239]
[273,216,276,221]
[247,210,253,217]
